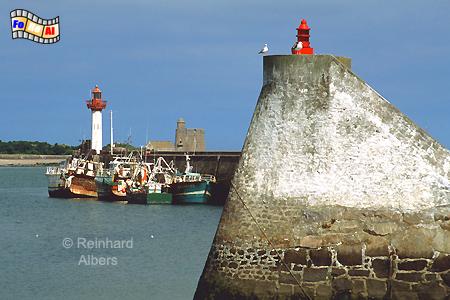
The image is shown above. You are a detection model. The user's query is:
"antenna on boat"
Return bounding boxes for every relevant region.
[184,154,193,173]
[145,125,149,164]
[125,128,133,146]
[193,129,197,172]
[110,110,114,155]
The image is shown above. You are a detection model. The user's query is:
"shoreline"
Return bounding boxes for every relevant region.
[0,154,69,167]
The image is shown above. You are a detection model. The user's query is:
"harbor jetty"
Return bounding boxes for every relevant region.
[144,151,240,204]
[0,154,69,166]
[42,85,241,203]
[194,53,450,298]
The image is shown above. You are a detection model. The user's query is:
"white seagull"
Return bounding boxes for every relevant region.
[258,43,269,54]
[294,41,303,50]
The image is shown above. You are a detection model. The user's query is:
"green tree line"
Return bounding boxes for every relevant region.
[0,140,76,155]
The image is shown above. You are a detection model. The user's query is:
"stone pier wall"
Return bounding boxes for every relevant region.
[196,204,450,299]
[194,55,450,299]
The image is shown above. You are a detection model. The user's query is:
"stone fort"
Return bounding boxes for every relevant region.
[146,118,205,152]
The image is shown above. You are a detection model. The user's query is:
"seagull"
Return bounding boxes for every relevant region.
[258,43,269,54]
[293,41,303,50]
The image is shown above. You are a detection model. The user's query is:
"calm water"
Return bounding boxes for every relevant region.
[0,167,222,300]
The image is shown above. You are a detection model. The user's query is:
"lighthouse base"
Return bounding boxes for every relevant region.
[292,47,314,55]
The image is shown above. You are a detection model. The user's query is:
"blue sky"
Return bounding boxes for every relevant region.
[1,0,449,150]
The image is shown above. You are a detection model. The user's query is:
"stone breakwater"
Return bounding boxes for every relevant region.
[194,55,450,299]
[196,204,450,299]
[0,154,69,166]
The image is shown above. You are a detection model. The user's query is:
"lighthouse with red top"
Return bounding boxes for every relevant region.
[292,19,314,55]
[86,85,107,154]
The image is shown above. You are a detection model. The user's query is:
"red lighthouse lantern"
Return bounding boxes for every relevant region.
[291,19,314,55]
[86,85,107,111]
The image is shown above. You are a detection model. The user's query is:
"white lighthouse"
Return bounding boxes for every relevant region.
[86,85,107,154]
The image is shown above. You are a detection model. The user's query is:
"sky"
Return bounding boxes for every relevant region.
[1,0,450,151]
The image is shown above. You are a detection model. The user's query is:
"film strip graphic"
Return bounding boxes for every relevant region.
[10,9,60,44]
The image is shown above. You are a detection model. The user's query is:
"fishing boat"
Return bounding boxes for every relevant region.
[45,156,102,198]
[170,155,216,204]
[127,157,175,204]
[94,154,138,201]
[127,181,172,204]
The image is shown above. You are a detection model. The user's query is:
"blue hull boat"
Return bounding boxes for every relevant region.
[171,179,214,204]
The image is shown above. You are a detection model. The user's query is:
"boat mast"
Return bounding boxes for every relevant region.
[110,110,114,155]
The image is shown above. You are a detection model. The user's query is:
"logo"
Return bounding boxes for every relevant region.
[10,9,60,44]
[62,236,134,267]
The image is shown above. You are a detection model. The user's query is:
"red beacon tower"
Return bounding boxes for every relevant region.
[86,85,107,154]
[291,19,314,55]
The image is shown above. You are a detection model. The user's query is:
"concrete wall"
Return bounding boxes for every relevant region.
[194,55,450,299]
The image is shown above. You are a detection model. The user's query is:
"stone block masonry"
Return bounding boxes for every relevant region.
[194,55,450,299]
[196,204,450,299]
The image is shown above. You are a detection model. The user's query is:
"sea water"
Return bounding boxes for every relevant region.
[0,167,222,300]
